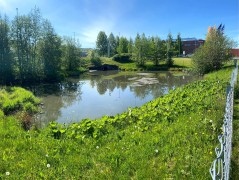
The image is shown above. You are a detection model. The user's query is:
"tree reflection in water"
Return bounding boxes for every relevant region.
[26,71,198,126]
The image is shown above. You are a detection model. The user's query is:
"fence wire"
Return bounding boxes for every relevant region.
[210,60,238,180]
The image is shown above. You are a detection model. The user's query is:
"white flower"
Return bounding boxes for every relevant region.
[45,154,49,157]
[5,172,10,176]
[47,164,50,168]
[155,149,159,153]
[96,146,99,149]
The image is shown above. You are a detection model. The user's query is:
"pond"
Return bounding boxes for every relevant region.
[26,71,199,126]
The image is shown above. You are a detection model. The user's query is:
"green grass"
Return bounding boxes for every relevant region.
[0,87,40,130]
[231,72,239,179]
[172,57,192,68]
[0,65,232,178]
[0,87,40,114]
[84,57,193,71]
[231,99,239,179]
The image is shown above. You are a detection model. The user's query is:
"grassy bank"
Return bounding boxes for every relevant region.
[0,66,234,179]
[86,57,192,71]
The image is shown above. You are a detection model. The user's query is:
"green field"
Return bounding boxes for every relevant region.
[0,65,235,179]
[85,57,193,71]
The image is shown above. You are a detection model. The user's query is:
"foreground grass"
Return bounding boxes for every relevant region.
[0,66,233,179]
[231,99,239,179]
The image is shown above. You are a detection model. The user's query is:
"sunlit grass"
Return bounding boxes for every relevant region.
[99,57,192,71]
[172,57,192,68]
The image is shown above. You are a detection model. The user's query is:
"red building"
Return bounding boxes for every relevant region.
[231,49,239,57]
[181,38,205,55]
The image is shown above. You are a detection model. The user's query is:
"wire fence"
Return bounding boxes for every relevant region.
[210,60,238,180]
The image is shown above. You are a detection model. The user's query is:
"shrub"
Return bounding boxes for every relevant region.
[112,53,132,63]
[192,25,233,75]
[91,57,102,67]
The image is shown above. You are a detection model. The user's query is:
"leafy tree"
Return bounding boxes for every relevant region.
[0,14,14,84]
[133,33,150,66]
[89,49,102,67]
[117,37,128,54]
[192,24,233,74]
[62,36,81,71]
[108,33,117,57]
[134,33,143,65]
[39,19,62,80]
[11,7,42,81]
[115,35,120,53]
[166,33,174,67]
[128,37,133,54]
[96,31,108,56]
[175,33,182,56]
[149,36,164,66]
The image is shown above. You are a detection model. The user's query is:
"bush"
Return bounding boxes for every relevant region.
[90,57,102,67]
[192,25,233,75]
[112,53,132,63]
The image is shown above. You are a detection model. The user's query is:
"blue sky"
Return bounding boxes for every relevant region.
[0,0,238,48]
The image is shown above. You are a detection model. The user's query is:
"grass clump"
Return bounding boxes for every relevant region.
[0,87,40,115]
[0,87,40,130]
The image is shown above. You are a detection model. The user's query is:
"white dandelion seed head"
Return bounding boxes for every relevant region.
[6,172,10,176]
[155,149,159,153]
[47,164,50,168]
[96,146,99,149]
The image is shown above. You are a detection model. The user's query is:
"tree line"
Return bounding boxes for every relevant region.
[0,8,82,84]
[96,31,183,66]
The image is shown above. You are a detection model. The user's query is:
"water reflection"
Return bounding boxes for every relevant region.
[26,71,198,125]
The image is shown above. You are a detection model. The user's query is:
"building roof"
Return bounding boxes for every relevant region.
[181,38,197,41]
[173,38,205,42]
